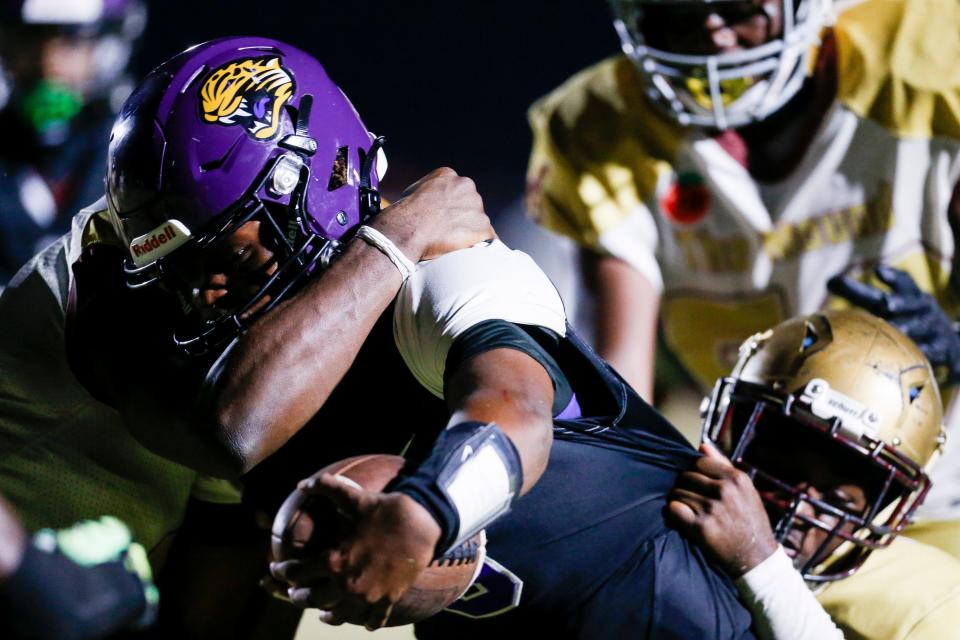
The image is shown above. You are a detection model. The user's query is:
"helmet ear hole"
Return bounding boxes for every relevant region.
[327,146,349,191]
[801,321,818,352]
[908,383,924,403]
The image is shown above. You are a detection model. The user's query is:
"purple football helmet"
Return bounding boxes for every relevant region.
[105,37,384,354]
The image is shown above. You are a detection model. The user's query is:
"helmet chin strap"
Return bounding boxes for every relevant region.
[358,135,385,221]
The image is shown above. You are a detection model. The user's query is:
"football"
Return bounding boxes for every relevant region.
[271,454,485,626]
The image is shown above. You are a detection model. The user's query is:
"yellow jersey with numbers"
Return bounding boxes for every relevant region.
[528,0,960,393]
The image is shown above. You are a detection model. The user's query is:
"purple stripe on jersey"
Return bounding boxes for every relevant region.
[556,393,582,420]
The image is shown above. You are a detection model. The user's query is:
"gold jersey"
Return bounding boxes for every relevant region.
[528,0,960,392]
[817,535,960,639]
[528,0,960,524]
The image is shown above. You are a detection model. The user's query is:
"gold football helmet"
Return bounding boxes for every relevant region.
[701,309,946,581]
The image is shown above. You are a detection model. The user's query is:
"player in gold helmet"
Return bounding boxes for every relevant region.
[669,309,960,638]
[526,0,960,552]
[702,309,944,577]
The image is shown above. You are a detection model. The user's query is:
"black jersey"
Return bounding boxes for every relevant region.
[245,315,755,639]
[418,328,755,639]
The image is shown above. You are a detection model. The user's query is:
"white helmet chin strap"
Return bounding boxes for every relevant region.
[612,0,834,129]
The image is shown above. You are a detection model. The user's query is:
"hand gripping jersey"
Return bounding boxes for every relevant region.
[0,201,196,549]
[240,240,755,638]
[528,0,960,523]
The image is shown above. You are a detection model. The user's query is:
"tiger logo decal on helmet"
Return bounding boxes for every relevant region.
[200,56,294,140]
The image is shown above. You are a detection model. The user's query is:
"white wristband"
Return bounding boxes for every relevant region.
[354,225,418,281]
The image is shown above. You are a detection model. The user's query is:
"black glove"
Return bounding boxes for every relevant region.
[827,264,960,384]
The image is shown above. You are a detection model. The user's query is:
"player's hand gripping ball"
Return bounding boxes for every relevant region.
[271,454,485,626]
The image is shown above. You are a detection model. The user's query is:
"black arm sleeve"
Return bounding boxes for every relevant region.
[444,320,573,416]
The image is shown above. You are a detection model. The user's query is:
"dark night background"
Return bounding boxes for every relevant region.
[138,0,619,213]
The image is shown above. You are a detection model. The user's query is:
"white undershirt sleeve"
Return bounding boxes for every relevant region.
[735,546,845,640]
[393,240,567,398]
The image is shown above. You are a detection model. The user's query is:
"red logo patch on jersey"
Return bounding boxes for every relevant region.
[661,172,710,225]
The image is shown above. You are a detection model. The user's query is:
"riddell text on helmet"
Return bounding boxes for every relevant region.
[132,225,179,257]
[128,219,192,266]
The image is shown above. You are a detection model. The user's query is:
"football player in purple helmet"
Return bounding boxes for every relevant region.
[69,37,492,476]
[66,37,548,633]
[0,34,490,637]
[104,36,388,357]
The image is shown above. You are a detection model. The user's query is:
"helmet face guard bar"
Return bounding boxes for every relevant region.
[702,377,931,581]
[121,136,384,356]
